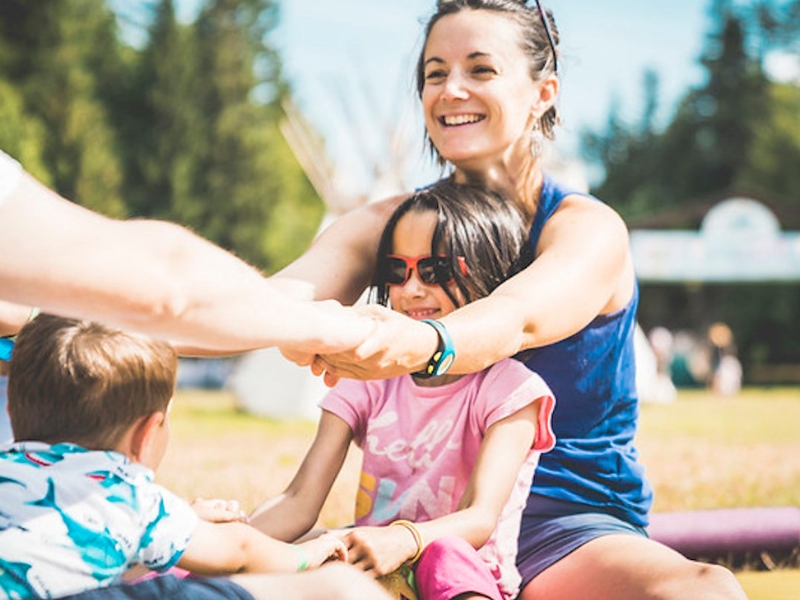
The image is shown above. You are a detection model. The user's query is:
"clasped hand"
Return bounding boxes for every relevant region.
[283,304,438,387]
[341,525,419,577]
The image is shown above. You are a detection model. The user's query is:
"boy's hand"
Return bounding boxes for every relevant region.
[191,498,248,523]
[298,532,348,568]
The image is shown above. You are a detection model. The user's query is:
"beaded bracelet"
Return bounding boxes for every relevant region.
[390,519,424,564]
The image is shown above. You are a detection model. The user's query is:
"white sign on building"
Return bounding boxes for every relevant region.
[630,198,800,282]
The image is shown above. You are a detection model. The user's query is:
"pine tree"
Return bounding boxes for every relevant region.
[586,1,771,217]
[0,0,127,217]
[169,0,321,271]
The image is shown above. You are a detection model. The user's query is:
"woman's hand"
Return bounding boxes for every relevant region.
[312,304,439,386]
[342,525,419,577]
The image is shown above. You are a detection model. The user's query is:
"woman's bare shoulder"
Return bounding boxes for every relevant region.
[551,192,629,235]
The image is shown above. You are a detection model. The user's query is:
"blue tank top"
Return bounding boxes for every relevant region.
[517,176,653,527]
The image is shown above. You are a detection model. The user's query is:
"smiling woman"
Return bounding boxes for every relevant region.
[273,1,748,600]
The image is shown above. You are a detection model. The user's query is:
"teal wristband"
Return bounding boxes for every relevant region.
[415,319,455,378]
[291,544,308,572]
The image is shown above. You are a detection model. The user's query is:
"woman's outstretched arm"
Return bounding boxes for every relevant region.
[311,195,635,382]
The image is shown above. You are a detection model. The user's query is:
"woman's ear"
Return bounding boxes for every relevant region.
[532,73,559,118]
[127,411,166,466]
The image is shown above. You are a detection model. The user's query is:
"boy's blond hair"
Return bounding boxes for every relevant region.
[8,314,177,449]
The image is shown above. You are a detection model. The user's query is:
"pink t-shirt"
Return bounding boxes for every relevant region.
[320,358,555,599]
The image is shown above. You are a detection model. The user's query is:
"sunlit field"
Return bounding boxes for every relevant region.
[159,386,800,599]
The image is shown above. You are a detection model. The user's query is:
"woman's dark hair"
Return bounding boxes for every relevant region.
[416,0,559,162]
[371,179,533,307]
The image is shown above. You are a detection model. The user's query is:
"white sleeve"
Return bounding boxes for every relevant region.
[0,150,23,207]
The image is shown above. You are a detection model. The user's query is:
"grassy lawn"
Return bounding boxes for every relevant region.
[160,386,800,599]
[637,388,800,511]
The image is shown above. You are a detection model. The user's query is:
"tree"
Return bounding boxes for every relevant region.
[582,0,800,377]
[0,0,325,273]
[0,79,49,184]
[583,1,771,217]
[0,0,127,217]
[113,0,322,272]
[738,82,800,197]
[166,0,321,272]
[115,0,203,219]
[581,70,669,219]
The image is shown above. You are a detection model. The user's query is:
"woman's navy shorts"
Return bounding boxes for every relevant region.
[56,575,255,600]
[516,494,648,589]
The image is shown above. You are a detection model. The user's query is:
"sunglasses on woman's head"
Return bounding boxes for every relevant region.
[384,254,468,286]
[533,0,558,74]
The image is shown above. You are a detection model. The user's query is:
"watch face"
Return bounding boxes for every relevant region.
[435,353,455,376]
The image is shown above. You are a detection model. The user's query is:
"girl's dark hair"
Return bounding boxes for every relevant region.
[416,0,559,162]
[371,179,533,307]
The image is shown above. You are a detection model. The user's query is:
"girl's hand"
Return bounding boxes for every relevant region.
[343,525,419,577]
[190,498,248,523]
[314,305,438,386]
[298,532,349,568]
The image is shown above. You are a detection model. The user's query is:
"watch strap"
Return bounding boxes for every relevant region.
[415,319,455,378]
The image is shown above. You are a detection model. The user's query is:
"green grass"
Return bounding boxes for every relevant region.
[737,570,800,600]
[163,386,800,599]
[640,388,800,444]
[637,388,800,511]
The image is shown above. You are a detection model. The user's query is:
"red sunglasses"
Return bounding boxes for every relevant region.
[384,254,468,286]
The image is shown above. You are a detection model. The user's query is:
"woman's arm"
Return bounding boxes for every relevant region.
[344,402,539,576]
[314,195,635,381]
[441,195,635,371]
[0,169,374,354]
[271,195,407,305]
[249,410,354,542]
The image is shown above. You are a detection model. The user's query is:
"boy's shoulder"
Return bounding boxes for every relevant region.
[0,442,199,598]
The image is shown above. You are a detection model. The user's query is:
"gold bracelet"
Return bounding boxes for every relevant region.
[390,519,424,564]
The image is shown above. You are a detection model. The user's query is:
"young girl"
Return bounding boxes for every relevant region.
[250,180,555,600]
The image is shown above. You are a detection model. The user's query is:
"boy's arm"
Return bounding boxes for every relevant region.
[249,410,353,541]
[177,521,346,575]
[344,402,540,576]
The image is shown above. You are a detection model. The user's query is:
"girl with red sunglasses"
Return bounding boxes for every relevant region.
[252,180,556,600]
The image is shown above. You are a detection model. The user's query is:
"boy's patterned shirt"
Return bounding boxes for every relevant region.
[0,441,197,599]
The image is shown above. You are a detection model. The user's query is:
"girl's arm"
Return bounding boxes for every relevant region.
[178,521,346,575]
[249,410,354,542]
[344,402,540,576]
[313,195,635,381]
